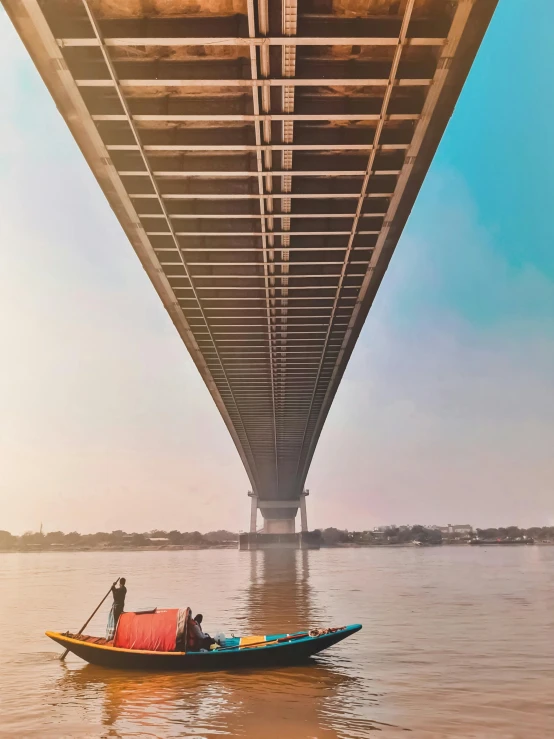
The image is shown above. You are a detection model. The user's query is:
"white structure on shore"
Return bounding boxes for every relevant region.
[430,524,473,535]
[372,524,474,536]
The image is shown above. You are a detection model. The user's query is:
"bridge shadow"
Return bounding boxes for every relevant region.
[55,551,382,737]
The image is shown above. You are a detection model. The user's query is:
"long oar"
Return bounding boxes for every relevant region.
[216,626,345,653]
[60,578,119,661]
[216,631,310,653]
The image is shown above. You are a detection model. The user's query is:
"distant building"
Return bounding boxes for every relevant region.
[449,524,473,535]
[431,524,473,535]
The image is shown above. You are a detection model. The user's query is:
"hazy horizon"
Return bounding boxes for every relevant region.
[1,0,553,535]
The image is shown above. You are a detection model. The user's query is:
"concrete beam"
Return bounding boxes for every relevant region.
[78,78,433,88]
[58,36,446,48]
[93,113,419,122]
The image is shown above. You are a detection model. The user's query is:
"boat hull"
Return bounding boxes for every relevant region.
[46,625,361,671]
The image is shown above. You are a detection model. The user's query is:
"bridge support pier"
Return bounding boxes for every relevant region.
[300,490,308,532]
[240,491,318,549]
[249,491,258,534]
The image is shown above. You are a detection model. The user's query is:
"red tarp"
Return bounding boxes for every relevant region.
[114,609,179,652]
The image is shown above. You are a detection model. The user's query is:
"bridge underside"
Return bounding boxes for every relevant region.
[4,0,496,528]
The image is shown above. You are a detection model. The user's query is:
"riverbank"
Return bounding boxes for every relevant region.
[2,540,552,554]
[3,525,553,552]
[0,543,238,553]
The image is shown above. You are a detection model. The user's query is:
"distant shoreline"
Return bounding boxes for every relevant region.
[2,541,551,554]
[5,526,552,552]
[0,543,238,554]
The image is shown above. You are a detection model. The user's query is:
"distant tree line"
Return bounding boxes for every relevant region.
[314,525,554,547]
[316,526,443,546]
[475,526,554,540]
[2,525,554,551]
[0,529,239,550]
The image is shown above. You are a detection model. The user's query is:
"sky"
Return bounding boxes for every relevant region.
[1,1,553,535]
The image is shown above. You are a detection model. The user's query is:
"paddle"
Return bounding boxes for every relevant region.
[216,631,310,652]
[60,578,119,661]
[214,626,346,653]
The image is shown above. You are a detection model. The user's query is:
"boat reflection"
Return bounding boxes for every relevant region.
[58,661,379,738]
[56,550,381,738]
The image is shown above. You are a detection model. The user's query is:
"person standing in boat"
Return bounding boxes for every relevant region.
[106,578,126,640]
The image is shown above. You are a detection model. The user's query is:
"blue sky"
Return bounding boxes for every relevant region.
[1,1,553,533]
[434,0,554,282]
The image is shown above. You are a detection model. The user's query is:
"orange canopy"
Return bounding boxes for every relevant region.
[114,609,187,652]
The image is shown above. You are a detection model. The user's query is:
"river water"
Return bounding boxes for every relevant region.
[1,546,553,738]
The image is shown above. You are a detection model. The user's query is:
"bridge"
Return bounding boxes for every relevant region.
[4,0,496,545]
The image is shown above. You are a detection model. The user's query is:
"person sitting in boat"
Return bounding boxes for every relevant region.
[195,614,216,649]
[106,578,127,640]
[188,613,215,651]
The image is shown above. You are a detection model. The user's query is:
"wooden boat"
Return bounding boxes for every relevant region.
[46,624,362,670]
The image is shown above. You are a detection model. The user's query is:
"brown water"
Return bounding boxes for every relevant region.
[1,547,553,738]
